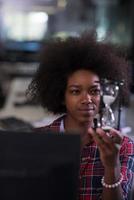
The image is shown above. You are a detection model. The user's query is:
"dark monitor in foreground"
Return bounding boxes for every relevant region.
[0,130,80,200]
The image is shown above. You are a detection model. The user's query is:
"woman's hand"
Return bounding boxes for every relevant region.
[88,128,123,168]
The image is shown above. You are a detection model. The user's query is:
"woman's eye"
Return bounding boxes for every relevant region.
[90,89,101,95]
[70,90,80,95]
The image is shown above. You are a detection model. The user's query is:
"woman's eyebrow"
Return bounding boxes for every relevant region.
[90,85,101,89]
[68,84,101,88]
[68,84,81,88]
[94,80,100,84]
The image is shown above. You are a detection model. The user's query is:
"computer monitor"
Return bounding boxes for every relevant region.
[0,130,80,200]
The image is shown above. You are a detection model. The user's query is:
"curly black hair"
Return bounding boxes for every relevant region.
[27,32,131,114]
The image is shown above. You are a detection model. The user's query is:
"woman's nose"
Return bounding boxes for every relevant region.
[81,93,92,104]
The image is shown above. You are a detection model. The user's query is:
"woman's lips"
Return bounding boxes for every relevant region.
[79,106,95,111]
[78,107,95,114]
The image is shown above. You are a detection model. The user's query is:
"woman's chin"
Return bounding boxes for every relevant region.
[79,116,94,125]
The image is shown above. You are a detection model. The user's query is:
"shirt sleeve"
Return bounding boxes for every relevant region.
[120,136,134,200]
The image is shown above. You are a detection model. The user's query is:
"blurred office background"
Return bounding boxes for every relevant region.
[0,0,133,135]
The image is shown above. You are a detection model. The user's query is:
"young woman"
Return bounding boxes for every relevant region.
[27,33,134,200]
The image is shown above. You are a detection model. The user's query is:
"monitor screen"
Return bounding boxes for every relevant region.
[0,130,80,200]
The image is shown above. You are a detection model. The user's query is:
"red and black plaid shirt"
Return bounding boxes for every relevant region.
[36,115,134,200]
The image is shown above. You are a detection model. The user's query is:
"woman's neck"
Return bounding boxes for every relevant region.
[64,115,93,146]
[64,115,93,134]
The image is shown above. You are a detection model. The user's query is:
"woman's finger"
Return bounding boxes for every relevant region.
[89,127,122,150]
[89,128,109,148]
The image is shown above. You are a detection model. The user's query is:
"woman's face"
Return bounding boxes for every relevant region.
[65,69,101,125]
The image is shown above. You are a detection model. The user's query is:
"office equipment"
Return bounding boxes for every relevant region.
[0,130,80,200]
